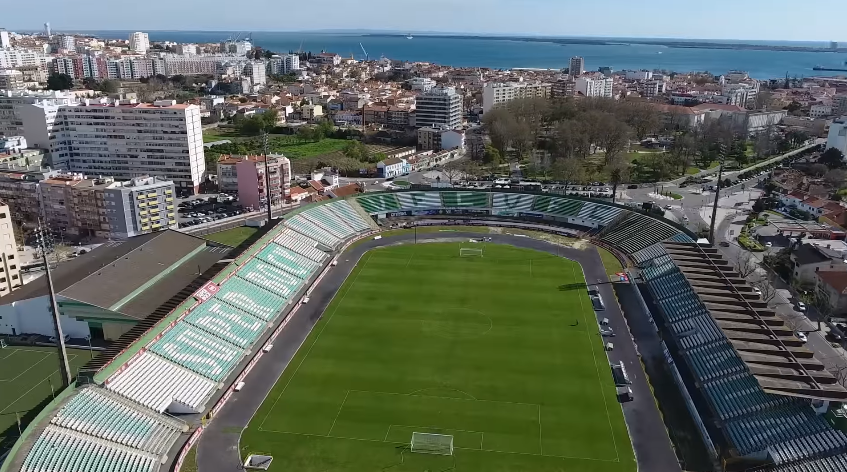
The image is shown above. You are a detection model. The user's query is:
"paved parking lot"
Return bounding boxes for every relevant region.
[176,193,250,229]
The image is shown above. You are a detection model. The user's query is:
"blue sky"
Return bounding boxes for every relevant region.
[10,0,845,42]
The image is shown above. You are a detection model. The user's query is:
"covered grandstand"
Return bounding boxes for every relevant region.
[3,188,847,472]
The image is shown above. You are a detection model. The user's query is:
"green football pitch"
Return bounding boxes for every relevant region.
[0,346,91,454]
[242,242,635,472]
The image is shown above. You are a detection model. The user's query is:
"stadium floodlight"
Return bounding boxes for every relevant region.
[459,248,483,258]
[410,432,454,455]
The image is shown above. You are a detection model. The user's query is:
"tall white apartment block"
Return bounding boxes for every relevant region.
[174,43,197,55]
[482,82,552,113]
[243,61,266,87]
[575,77,614,98]
[54,35,76,52]
[267,54,300,75]
[0,48,47,69]
[0,90,79,167]
[0,201,21,295]
[163,54,229,76]
[414,86,462,129]
[129,32,150,54]
[643,80,666,98]
[569,56,585,77]
[0,29,10,49]
[60,100,206,193]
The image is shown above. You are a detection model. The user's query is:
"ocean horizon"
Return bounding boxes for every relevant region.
[60,30,847,80]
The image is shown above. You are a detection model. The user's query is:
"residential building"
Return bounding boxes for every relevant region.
[301,104,323,121]
[0,136,26,152]
[216,155,241,193]
[53,35,76,52]
[0,90,80,168]
[643,80,665,98]
[267,54,300,75]
[551,78,575,99]
[314,53,342,66]
[0,48,47,69]
[60,99,206,193]
[0,201,21,295]
[482,81,552,114]
[810,104,832,119]
[575,77,614,98]
[161,54,231,76]
[52,55,107,80]
[0,70,24,91]
[102,176,177,239]
[569,56,585,77]
[625,70,652,81]
[377,157,410,178]
[815,271,847,315]
[827,116,847,156]
[409,77,436,92]
[833,95,847,116]
[417,127,441,151]
[221,39,252,56]
[174,44,197,55]
[128,32,150,54]
[791,241,847,283]
[230,154,291,210]
[0,29,10,49]
[414,86,462,129]
[243,61,266,87]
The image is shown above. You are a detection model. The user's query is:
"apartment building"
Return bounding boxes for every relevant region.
[60,100,206,193]
[0,168,56,224]
[0,90,80,168]
[128,32,150,54]
[221,154,291,210]
[0,201,21,296]
[53,55,108,80]
[482,81,552,113]
[267,54,300,75]
[575,77,614,98]
[414,86,462,129]
[0,70,24,91]
[103,176,177,239]
[53,35,76,52]
[243,61,266,87]
[569,56,585,77]
[409,77,436,92]
[643,80,666,98]
[162,54,230,76]
[0,48,48,69]
[551,78,575,99]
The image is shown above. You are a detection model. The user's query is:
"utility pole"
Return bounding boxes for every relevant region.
[38,223,72,387]
[261,131,273,223]
[709,143,727,244]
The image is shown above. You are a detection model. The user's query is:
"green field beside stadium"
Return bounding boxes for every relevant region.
[242,242,634,472]
[0,346,91,454]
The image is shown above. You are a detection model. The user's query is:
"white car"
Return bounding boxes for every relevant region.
[765,242,773,248]
[797,301,807,312]
[795,332,808,343]
[753,287,762,296]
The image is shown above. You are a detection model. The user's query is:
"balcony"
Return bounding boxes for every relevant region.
[166,205,174,210]
[147,192,158,198]
[141,226,150,231]
[149,208,160,214]
[138,202,148,208]
[165,197,173,202]
[165,189,172,194]
[140,218,148,223]
[167,212,175,218]
[136,193,148,200]
[151,223,161,229]
[139,210,148,216]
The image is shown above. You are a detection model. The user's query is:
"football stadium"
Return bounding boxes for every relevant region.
[0,189,846,472]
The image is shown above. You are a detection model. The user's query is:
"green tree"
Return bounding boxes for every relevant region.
[46,73,73,90]
[316,119,334,139]
[99,79,119,93]
[482,144,502,168]
[820,147,845,169]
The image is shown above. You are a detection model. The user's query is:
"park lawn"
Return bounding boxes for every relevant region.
[0,346,91,455]
[242,243,634,472]
[202,130,240,143]
[204,227,259,247]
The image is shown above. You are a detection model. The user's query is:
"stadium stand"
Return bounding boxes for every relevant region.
[396,191,443,209]
[531,195,584,216]
[637,241,847,466]
[182,298,267,349]
[147,324,243,382]
[285,216,340,247]
[440,191,490,208]
[491,192,535,211]
[768,451,847,471]
[21,426,160,472]
[355,193,400,213]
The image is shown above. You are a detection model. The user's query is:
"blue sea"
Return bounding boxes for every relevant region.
[78,31,847,80]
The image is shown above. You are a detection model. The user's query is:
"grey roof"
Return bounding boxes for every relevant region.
[2,231,227,320]
[792,244,832,266]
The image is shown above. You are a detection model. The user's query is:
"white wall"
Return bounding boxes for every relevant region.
[0,295,90,338]
[827,118,847,155]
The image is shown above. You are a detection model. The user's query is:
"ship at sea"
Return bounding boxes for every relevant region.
[813,65,847,72]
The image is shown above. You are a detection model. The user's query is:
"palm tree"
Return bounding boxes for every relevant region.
[609,167,623,204]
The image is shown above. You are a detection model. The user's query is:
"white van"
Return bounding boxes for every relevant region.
[234,381,245,392]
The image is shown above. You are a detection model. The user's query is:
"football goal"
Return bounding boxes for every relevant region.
[410,432,454,455]
[0,339,6,348]
[459,248,483,257]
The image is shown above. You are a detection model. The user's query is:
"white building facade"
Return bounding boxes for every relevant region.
[482,82,552,114]
[575,77,614,98]
[569,56,585,76]
[414,86,462,129]
[129,32,150,54]
[827,116,847,156]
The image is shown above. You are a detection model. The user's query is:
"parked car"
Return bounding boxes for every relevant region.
[797,301,807,312]
[795,332,808,343]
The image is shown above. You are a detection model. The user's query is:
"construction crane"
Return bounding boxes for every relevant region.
[360,42,368,61]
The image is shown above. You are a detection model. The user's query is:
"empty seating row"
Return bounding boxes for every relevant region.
[725,405,833,456]
[148,323,243,382]
[440,191,489,208]
[106,352,217,413]
[532,195,584,217]
[302,206,356,239]
[183,298,267,349]
[702,373,791,421]
[257,242,316,279]
[325,201,371,231]
[356,193,400,213]
[770,451,847,471]
[21,426,159,472]
[686,341,747,382]
[215,276,288,322]
[237,258,304,299]
[50,388,184,455]
[768,429,847,465]
[577,202,622,225]
[631,243,667,264]
[286,215,340,247]
[492,193,535,211]
[275,231,327,262]
[669,313,725,350]
[396,192,443,209]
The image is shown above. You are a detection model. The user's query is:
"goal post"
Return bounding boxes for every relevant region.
[410,432,454,455]
[459,248,483,258]
[0,339,6,348]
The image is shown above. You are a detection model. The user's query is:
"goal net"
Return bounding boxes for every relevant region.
[0,339,6,348]
[410,432,454,455]
[459,248,483,257]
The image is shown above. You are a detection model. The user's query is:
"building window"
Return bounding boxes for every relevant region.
[11,275,18,280]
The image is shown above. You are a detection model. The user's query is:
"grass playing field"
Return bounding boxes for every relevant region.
[0,346,91,454]
[242,242,634,472]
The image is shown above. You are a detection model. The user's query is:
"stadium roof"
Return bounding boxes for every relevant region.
[661,241,847,402]
[2,230,230,319]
